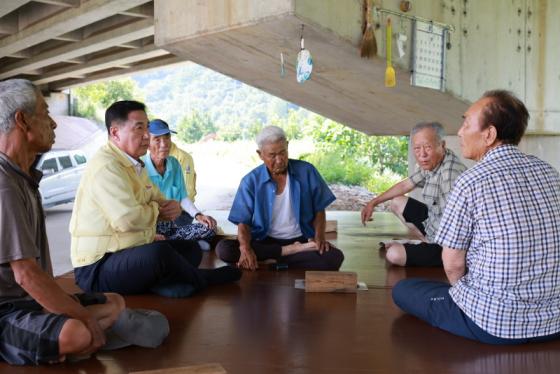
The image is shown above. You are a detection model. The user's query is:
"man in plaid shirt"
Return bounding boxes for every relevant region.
[393,90,560,344]
[361,122,466,267]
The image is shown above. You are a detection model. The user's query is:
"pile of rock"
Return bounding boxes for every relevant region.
[328,184,385,212]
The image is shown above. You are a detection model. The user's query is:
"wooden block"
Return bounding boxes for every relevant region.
[305,271,357,293]
[129,363,226,374]
[325,220,338,233]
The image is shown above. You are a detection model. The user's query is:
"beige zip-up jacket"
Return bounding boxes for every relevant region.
[70,141,164,267]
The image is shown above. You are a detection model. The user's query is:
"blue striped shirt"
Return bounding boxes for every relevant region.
[436,144,560,339]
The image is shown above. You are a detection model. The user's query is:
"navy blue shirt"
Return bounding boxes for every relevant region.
[229,159,335,240]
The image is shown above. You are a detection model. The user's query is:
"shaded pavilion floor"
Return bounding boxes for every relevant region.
[2,211,559,373]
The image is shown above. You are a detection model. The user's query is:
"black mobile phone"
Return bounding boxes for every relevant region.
[269,263,289,271]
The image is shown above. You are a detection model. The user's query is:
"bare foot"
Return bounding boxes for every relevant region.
[281,241,318,256]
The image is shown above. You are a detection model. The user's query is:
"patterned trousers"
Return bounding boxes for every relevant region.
[157,221,215,241]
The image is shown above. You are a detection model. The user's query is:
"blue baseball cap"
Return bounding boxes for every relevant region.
[148,119,177,136]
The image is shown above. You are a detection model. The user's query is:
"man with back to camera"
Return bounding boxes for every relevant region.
[361,122,466,267]
[393,90,560,344]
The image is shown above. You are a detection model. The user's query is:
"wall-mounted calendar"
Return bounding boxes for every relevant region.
[411,21,447,91]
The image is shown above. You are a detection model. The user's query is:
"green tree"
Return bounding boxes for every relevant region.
[246,120,264,140]
[217,122,243,141]
[177,110,217,143]
[72,78,142,122]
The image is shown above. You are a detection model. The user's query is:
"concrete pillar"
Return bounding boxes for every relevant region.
[44,91,70,116]
[519,135,560,172]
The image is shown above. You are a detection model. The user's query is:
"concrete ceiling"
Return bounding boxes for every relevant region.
[0,0,179,90]
[155,0,469,135]
[0,0,470,135]
[165,15,469,135]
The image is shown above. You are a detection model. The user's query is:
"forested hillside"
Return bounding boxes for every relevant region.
[70,61,408,192]
[133,61,302,130]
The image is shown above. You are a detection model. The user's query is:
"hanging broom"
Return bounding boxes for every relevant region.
[360,0,377,58]
[385,17,396,87]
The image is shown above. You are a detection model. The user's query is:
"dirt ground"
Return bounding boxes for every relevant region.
[197,183,380,212]
[178,140,386,213]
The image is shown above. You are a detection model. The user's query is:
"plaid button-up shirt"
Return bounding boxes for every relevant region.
[436,144,560,339]
[409,148,466,241]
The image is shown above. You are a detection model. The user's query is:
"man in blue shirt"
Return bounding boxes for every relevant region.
[216,126,344,271]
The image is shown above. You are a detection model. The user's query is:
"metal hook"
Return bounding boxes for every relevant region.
[300,24,305,50]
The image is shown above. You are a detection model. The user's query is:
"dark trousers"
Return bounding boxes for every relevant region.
[392,278,560,345]
[402,197,443,267]
[75,240,207,295]
[216,236,344,270]
[174,211,194,226]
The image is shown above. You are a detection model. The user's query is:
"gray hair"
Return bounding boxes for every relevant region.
[256,125,287,149]
[0,79,38,134]
[410,122,446,144]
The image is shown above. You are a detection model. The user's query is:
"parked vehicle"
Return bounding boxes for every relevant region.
[36,150,87,208]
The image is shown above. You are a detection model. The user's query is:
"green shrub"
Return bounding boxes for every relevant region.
[302,152,370,186]
[365,169,403,194]
[302,151,404,195]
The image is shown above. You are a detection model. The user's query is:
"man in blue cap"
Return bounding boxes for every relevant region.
[143,119,216,247]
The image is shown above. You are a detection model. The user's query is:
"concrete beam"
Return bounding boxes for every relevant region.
[154,0,293,46]
[17,3,66,31]
[49,55,183,90]
[119,3,154,18]
[0,0,152,57]
[0,13,18,34]
[7,50,32,58]
[81,14,143,39]
[33,0,79,7]
[119,40,144,49]
[33,44,168,85]
[53,30,83,42]
[64,56,86,64]
[0,18,154,79]
[0,0,30,18]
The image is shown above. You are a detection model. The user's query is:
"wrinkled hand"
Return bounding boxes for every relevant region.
[196,214,217,229]
[311,235,330,254]
[81,317,106,355]
[237,247,258,271]
[360,201,376,226]
[158,200,181,221]
[154,234,166,241]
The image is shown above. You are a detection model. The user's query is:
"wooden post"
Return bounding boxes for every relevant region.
[305,271,358,293]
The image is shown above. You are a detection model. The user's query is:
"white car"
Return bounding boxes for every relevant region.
[36,150,87,208]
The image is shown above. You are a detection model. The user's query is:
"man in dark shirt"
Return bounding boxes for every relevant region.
[0,79,126,365]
